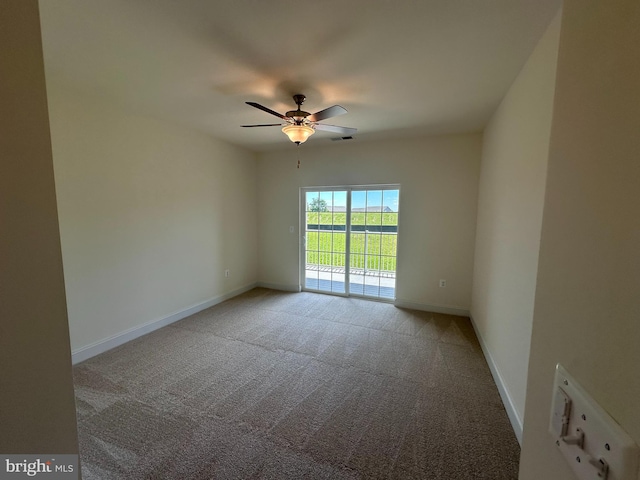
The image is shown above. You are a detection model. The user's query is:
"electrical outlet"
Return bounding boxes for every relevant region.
[289,226,295,233]
[224,269,229,278]
[439,279,446,288]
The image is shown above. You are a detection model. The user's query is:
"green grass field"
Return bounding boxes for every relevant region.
[305,211,398,271]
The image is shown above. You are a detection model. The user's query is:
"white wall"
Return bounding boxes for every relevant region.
[48,84,258,354]
[470,12,560,440]
[0,0,78,453]
[520,1,640,478]
[257,135,481,313]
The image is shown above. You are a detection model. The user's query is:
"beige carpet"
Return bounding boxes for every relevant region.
[74,288,519,479]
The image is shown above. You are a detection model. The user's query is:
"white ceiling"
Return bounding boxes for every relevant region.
[39,0,561,152]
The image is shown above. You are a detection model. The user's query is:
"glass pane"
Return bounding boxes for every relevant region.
[306,192,320,211]
[318,251,330,266]
[349,279,364,294]
[306,231,318,251]
[306,250,317,265]
[350,253,364,270]
[333,232,346,253]
[383,190,399,212]
[333,213,346,228]
[350,233,364,253]
[351,190,366,210]
[349,277,364,295]
[366,190,383,209]
[305,267,319,290]
[332,271,346,293]
[379,284,394,299]
[319,191,332,211]
[382,212,398,226]
[332,253,345,268]
[364,274,380,297]
[380,255,396,272]
[364,254,379,271]
[318,232,332,252]
[381,234,397,257]
[351,212,365,225]
[365,212,381,226]
[366,233,381,255]
[307,211,319,226]
[333,191,347,211]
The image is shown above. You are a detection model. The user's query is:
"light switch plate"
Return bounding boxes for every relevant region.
[550,364,639,480]
[551,386,571,438]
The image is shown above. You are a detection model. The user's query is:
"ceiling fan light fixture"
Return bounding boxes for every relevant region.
[282,124,315,144]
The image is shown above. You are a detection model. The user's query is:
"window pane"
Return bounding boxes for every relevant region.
[332,253,345,268]
[307,211,319,225]
[306,232,318,251]
[333,191,347,211]
[305,267,318,290]
[306,251,317,265]
[333,209,346,229]
[366,190,383,209]
[350,233,365,253]
[350,277,364,295]
[382,212,398,226]
[383,190,399,212]
[364,274,380,297]
[365,254,380,271]
[318,251,331,266]
[350,253,364,270]
[319,191,332,209]
[331,273,346,293]
[366,233,382,255]
[365,212,381,226]
[306,192,320,211]
[380,255,396,272]
[381,234,397,257]
[352,190,366,210]
[318,232,332,252]
[333,232,346,253]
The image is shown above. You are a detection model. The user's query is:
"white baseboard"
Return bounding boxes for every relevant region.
[71,283,258,365]
[256,282,301,292]
[469,314,523,445]
[393,298,470,317]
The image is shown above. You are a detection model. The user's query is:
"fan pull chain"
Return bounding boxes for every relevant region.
[297,144,301,169]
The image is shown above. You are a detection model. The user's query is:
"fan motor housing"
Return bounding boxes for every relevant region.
[286,109,310,120]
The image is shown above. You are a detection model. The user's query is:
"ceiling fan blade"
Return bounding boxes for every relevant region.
[313,124,357,135]
[307,105,347,122]
[246,102,286,119]
[241,124,283,127]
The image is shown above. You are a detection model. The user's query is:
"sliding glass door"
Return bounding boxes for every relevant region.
[348,189,398,299]
[302,186,399,300]
[303,190,348,294]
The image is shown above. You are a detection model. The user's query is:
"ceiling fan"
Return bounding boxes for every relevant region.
[242,94,357,145]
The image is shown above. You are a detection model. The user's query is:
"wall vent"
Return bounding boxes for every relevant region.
[330,136,354,141]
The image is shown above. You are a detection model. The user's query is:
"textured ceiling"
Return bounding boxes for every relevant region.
[39,0,561,152]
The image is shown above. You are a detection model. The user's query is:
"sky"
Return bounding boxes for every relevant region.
[306,189,400,212]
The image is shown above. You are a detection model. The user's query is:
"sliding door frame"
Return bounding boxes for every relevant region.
[299,186,351,297]
[299,184,401,301]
